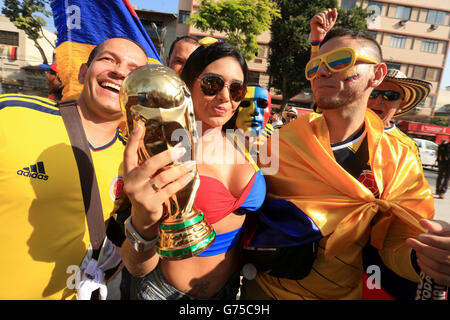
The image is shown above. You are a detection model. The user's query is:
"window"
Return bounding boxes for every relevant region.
[425,68,441,82]
[390,34,406,48]
[367,31,377,42]
[341,0,356,9]
[412,66,426,79]
[178,10,190,24]
[421,39,439,53]
[425,140,438,151]
[247,71,260,86]
[144,22,163,38]
[367,2,383,16]
[395,6,411,20]
[426,10,446,25]
[257,45,267,58]
[26,77,47,89]
[411,65,441,82]
[385,62,401,70]
[0,31,19,46]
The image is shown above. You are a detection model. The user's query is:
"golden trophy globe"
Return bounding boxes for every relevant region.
[119,64,215,260]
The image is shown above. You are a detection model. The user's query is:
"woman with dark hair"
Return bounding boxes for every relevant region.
[123,41,266,300]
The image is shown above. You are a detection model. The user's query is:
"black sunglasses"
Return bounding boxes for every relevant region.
[239,98,268,109]
[199,74,247,102]
[369,90,402,101]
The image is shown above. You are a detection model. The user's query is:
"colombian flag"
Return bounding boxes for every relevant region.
[8,46,17,60]
[51,0,162,99]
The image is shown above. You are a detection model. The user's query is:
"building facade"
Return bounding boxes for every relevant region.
[0,16,56,96]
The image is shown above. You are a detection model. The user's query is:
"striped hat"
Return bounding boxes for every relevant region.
[384,69,432,116]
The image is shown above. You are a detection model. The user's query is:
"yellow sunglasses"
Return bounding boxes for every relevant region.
[305,47,379,80]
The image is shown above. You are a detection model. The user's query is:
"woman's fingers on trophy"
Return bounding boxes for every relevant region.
[151,160,196,191]
[137,146,187,180]
[156,170,196,201]
[126,142,186,185]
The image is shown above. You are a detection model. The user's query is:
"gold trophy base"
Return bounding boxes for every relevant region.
[156,212,216,260]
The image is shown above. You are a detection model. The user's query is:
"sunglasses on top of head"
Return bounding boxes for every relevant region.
[305,47,379,80]
[198,74,247,102]
[369,90,402,101]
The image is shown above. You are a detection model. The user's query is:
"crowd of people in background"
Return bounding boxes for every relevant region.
[0,7,449,302]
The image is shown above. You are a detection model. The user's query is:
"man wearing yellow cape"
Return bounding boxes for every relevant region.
[240,29,450,300]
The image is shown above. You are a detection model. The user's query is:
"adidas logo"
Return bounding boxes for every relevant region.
[17,161,49,180]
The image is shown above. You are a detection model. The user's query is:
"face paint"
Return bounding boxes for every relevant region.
[344,71,361,82]
[235,86,271,135]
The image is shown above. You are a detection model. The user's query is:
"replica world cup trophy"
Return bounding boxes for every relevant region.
[120,64,215,260]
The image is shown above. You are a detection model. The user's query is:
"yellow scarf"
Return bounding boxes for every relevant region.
[264,110,434,259]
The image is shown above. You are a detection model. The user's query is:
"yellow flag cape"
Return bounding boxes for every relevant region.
[264,110,434,259]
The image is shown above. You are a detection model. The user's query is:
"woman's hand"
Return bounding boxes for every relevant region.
[123,123,196,239]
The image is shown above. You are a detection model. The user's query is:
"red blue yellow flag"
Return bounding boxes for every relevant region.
[8,46,17,60]
[51,0,162,99]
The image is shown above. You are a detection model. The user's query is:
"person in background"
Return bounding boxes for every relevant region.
[166,36,200,75]
[282,106,298,125]
[269,107,284,129]
[367,68,431,164]
[40,62,64,101]
[121,41,266,300]
[234,85,273,153]
[235,86,271,136]
[368,69,431,130]
[436,140,450,199]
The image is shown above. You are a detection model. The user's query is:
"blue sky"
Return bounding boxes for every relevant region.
[130,0,178,13]
[0,0,449,89]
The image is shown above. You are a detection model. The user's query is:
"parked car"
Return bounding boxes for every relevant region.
[413,138,438,169]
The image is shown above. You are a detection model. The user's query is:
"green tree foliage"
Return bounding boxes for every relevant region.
[268,0,371,108]
[2,0,54,64]
[187,0,280,61]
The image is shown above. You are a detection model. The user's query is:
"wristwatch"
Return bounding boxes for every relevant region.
[124,216,159,252]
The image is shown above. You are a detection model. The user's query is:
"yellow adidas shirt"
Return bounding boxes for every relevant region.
[0,94,126,299]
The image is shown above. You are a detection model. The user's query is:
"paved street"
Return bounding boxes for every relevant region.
[423,168,450,222]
